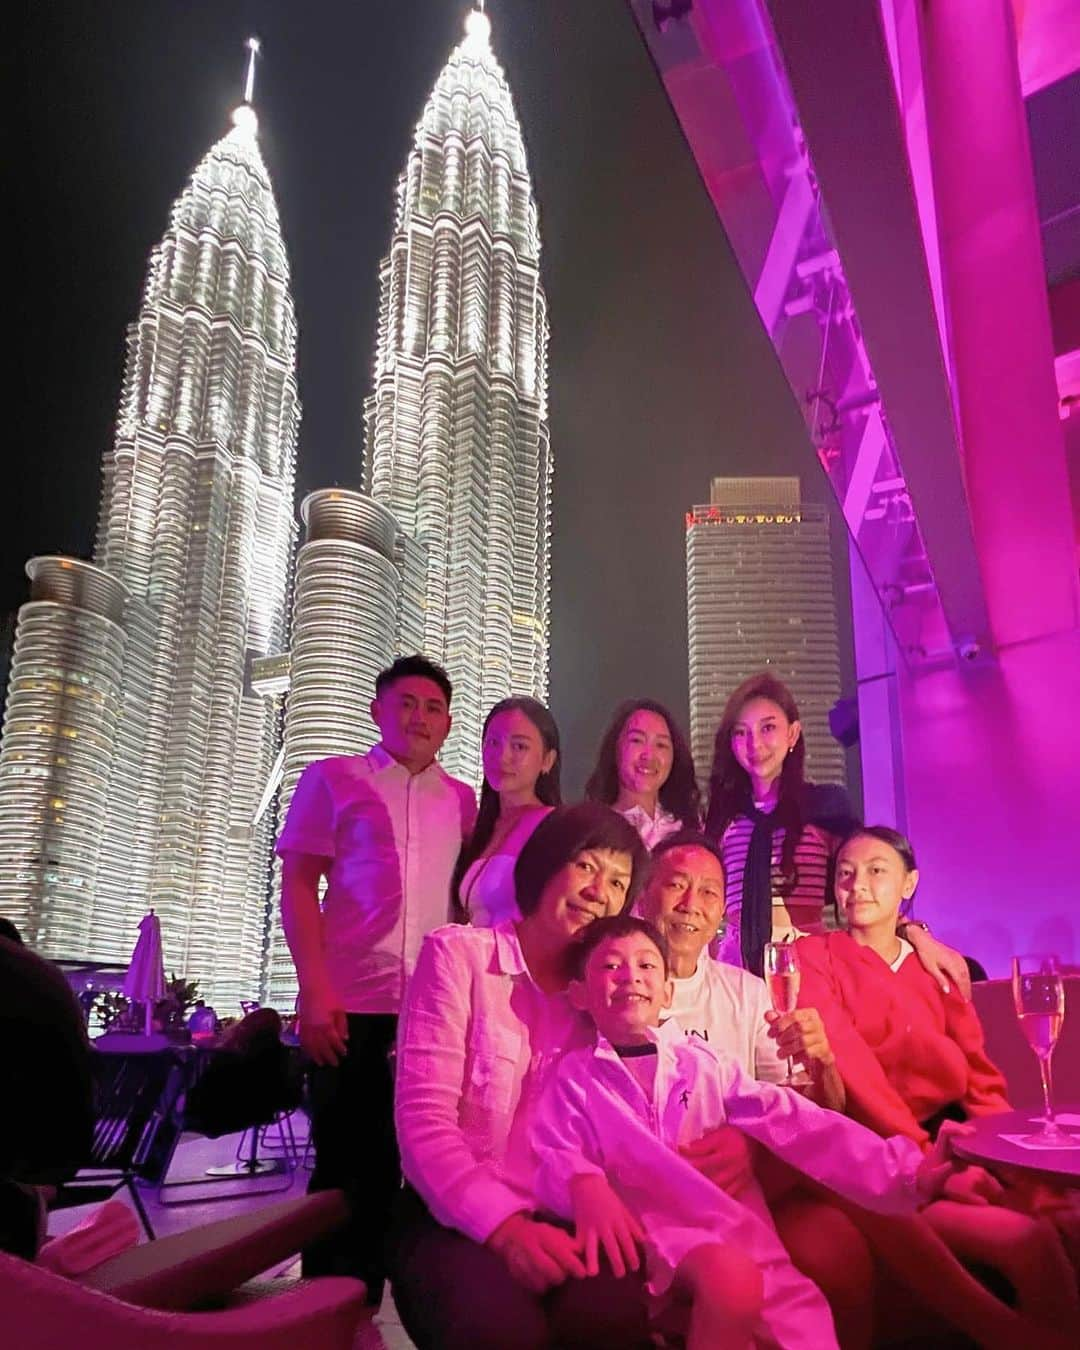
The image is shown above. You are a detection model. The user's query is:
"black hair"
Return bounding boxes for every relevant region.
[513,803,649,918]
[650,830,726,877]
[0,916,24,945]
[704,672,806,894]
[584,699,701,831]
[569,914,670,982]
[375,654,453,705]
[840,825,918,874]
[451,697,562,921]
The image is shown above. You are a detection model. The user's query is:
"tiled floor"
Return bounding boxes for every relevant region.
[49,1118,415,1348]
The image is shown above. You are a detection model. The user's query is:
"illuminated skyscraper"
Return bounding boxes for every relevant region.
[262,489,406,1006]
[0,45,301,1006]
[686,477,846,787]
[364,7,551,784]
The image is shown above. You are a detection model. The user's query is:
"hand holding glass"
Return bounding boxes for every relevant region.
[1012,954,1079,1149]
[764,941,804,1085]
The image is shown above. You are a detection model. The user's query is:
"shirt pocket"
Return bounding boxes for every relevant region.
[466,1027,522,1116]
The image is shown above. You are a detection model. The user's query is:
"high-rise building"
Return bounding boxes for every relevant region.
[262,489,407,1006]
[686,477,845,787]
[363,7,552,784]
[0,49,301,1006]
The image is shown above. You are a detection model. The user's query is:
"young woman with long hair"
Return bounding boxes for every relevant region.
[705,673,968,997]
[452,697,561,926]
[584,699,700,850]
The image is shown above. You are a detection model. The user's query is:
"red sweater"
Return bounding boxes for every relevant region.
[795,932,1009,1149]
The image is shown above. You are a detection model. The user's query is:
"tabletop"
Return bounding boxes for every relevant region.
[950,1107,1080,1185]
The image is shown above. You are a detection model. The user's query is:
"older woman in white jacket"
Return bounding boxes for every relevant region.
[390,803,653,1350]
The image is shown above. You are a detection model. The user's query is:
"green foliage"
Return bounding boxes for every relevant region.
[154,972,200,1030]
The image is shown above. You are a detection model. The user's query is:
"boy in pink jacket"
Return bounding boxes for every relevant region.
[531,916,983,1350]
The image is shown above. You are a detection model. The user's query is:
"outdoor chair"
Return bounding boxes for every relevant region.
[53,1044,188,1240]
[160,1009,304,1205]
[0,1252,366,1350]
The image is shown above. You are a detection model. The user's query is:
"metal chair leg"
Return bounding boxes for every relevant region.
[126,1176,156,1241]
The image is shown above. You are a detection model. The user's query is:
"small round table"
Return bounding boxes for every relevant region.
[951,1107,1080,1187]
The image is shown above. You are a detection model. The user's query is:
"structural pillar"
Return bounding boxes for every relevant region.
[921,0,1079,646]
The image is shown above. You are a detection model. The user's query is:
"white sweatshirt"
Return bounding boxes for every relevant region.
[531,1019,924,1349]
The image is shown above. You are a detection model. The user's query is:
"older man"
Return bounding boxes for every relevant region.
[638,832,883,1343]
[638,832,844,1111]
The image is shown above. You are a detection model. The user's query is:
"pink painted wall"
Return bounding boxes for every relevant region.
[895,631,1080,976]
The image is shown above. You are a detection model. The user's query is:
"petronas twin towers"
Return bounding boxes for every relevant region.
[0,10,551,1006]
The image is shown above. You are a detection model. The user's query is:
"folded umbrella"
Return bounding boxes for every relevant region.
[123,910,166,1035]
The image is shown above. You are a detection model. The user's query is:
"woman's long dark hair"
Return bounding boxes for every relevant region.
[451,697,562,921]
[583,699,701,830]
[704,673,806,895]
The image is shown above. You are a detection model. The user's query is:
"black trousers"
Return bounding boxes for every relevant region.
[388,1185,653,1350]
[302,1012,399,1300]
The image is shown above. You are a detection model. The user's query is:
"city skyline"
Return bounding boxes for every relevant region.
[11,0,860,804]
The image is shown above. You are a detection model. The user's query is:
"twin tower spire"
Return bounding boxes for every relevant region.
[0,9,551,1008]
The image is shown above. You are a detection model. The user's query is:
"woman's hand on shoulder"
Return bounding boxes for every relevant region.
[569,1173,644,1278]
[486,1211,588,1292]
[907,929,973,1001]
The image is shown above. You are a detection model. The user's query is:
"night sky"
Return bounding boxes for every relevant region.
[12,0,852,790]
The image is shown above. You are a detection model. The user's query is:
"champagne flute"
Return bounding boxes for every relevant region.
[1012,954,1080,1149]
[764,941,802,1084]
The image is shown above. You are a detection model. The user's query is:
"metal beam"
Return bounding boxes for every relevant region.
[764,0,991,652]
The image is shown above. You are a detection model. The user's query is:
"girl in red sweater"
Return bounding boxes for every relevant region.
[797,826,1077,1326]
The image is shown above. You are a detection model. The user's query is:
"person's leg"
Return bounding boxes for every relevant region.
[830,1197,1075,1350]
[771,1190,874,1350]
[671,1241,763,1350]
[302,1013,399,1301]
[923,1199,1080,1327]
[545,1250,652,1349]
[387,1187,550,1350]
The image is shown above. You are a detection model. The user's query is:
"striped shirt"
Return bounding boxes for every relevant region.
[715,815,839,968]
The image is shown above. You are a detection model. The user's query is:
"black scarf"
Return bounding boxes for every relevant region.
[740,800,778,977]
[737,783,860,975]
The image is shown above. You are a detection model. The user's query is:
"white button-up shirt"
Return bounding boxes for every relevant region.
[617,802,683,851]
[532,1020,923,1349]
[395,922,592,1243]
[276,745,476,1015]
[665,956,787,1082]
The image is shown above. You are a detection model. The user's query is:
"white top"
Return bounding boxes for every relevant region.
[276,745,477,1015]
[532,1020,923,1347]
[459,807,552,927]
[395,922,592,1243]
[617,802,683,851]
[889,937,915,972]
[665,956,787,1083]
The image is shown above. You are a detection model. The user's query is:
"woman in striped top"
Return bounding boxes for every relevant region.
[704,673,968,997]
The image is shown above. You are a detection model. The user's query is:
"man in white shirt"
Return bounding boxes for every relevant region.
[637,833,844,1109]
[278,654,477,1302]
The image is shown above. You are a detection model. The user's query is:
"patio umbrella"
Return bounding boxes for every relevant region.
[123,910,166,1035]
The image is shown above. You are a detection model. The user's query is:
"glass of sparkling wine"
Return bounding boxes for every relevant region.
[1012,954,1080,1148]
[764,941,801,1084]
